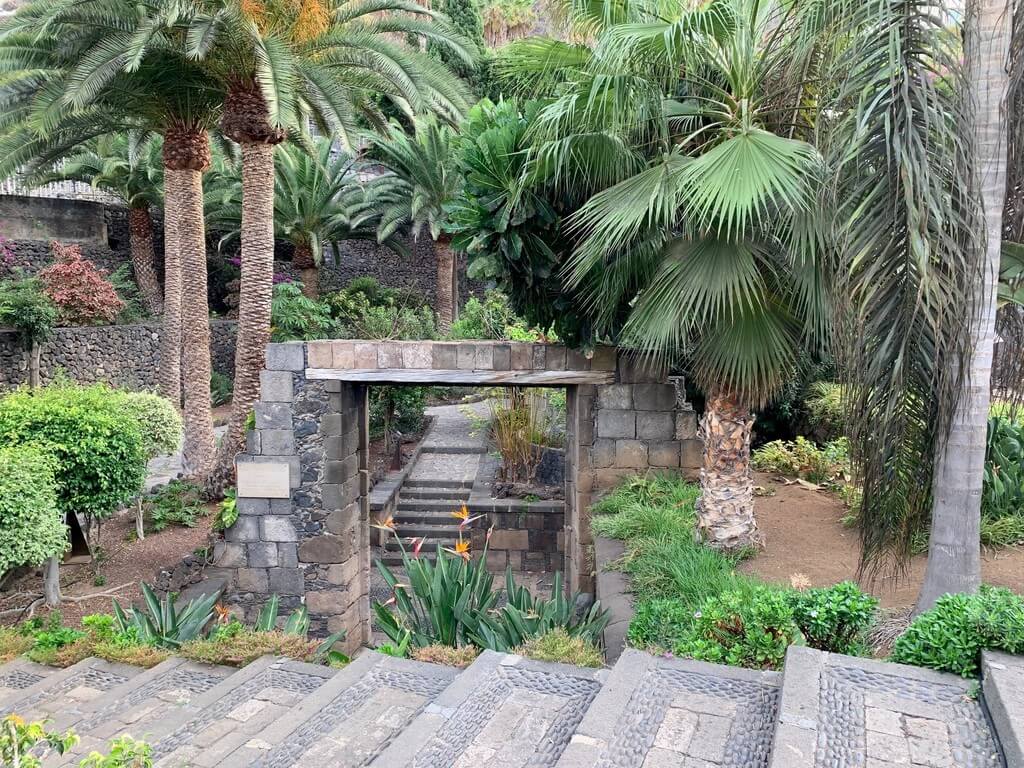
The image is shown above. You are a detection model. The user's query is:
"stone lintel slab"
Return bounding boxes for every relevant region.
[305,368,614,386]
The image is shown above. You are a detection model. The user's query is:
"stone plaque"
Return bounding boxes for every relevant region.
[237,461,291,499]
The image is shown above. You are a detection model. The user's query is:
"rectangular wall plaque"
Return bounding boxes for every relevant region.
[237,461,291,499]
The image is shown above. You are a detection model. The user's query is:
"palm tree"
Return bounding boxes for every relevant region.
[373,117,463,334]
[0,5,223,477]
[36,134,165,315]
[520,0,830,550]
[206,137,407,298]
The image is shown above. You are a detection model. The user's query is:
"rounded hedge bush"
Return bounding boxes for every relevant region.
[0,383,146,522]
[112,390,182,459]
[0,445,66,573]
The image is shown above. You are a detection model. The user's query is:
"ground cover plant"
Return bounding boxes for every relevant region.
[0,714,151,767]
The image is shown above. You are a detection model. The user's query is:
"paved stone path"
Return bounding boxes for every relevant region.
[146,425,228,491]
[0,645,1018,767]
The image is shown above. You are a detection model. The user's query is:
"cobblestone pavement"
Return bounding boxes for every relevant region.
[0,646,1017,767]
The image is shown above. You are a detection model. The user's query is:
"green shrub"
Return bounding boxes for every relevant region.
[0,627,33,662]
[270,282,337,341]
[214,488,238,531]
[142,481,206,532]
[982,415,1024,521]
[111,391,181,458]
[369,385,427,438]
[788,582,877,654]
[628,599,695,651]
[448,290,549,341]
[23,613,87,666]
[0,445,66,574]
[804,381,844,438]
[113,583,220,649]
[891,586,1024,676]
[676,586,803,670]
[515,628,603,668]
[0,274,57,348]
[210,371,233,407]
[0,383,146,524]
[108,264,147,324]
[752,436,851,486]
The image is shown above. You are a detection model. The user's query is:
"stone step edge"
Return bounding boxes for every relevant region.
[403,479,474,489]
[982,650,1024,766]
[368,650,607,768]
[0,656,142,718]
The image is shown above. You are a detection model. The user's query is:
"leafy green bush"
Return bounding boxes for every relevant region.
[271,282,337,341]
[111,391,181,458]
[214,488,238,531]
[369,386,427,438]
[0,274,57,347]
[752,437,851,486]
[0,383,145,524]
[142,481,206,532]
[113,583,220,649]
[891,586,1024,676]
[515,628,603,668]
[788,582,876,654]
[983,415,1024,521]
[0,445,66,574]
[676,586,803,670]
[804,381,844,438]
[108,264,147,324]
[210,371,233,407]
[628,599,695,651]
[448,290,548,341]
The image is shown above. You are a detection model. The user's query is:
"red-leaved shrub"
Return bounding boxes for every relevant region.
[39,241,124,325]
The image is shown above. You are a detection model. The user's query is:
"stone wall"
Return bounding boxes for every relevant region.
[0,319,237,391]
[223,339,701,647]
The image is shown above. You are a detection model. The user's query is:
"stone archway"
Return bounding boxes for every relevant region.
[217,340,700,654]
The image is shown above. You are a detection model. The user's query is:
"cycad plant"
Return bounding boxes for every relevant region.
[39,134,166,315]
[206,137,406,298]
[373,118,463,333]
[532,0,830,550]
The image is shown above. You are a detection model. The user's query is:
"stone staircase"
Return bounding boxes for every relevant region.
[381,479,473,566]
[1,644,1020,767]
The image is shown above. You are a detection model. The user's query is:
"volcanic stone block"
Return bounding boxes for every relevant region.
[432,342,458,369]
[676,411,699,440]
[591,439,616,469]
[633,383,677,411]
[598,384,633,410]
[268,567,304,596]
[266,342,304,371]
[298,533,351,564]
[260,429,296,456]
[247,542,279,568]
[255,402,292,430]
[331,341,355,368]
[637,411,675,440]
[648,441,682,468]
[615,439,648,468]
[306,341,333,369]
[597,410,636,439]
[354,342,377,368]
[260,516,298,543]
[225,516,259,543]
[259,370,294,403]
[403,342,433,369]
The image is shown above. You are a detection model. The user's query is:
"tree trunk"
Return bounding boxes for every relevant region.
[916,1,1011,612]
[209,141,277,492]
[28,339,40,387]
[160,168,184,405]
[293,241,319,299]
[43,556,61,607]
[696,391,762,551]
[451,251,460,323]
[128,203,164,315]
[436,236,454,334]
[164,124,215,480]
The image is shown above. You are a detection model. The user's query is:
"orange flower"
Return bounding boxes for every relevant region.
[214,603,231,624]
[450,505,483,529]
[446,540,471,561]
[372,516,397,532]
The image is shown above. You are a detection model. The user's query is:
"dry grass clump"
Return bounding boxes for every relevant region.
[179,630,321,668]
[0,628,33,662]
[411,645,481,668]
[515,629,604,668]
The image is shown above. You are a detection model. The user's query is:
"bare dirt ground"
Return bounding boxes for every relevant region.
[742,472,1024,609]
[0,505,217,628]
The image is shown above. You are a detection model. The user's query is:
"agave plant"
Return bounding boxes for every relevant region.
[252,594,347,663]
[112,583,220,649]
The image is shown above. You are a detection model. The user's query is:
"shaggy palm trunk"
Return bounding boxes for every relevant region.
[436,236,455,334]
[696,391,762,551]
[209,82,285,493]
[293,241,319,299]
[128,203,163,315]
[916,1,1011,612]
[160,168,184,405]
[164,125,215,479]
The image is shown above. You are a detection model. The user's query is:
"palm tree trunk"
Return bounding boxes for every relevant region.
[128,203,163,315]
[28,339,40,387]
[164,124,215,480]
[293,241,319,299]
[210,141,276,490]
[160,168,183,405]
[696,391,762,551]
[436,236,454,334]
[917,1,1011,612]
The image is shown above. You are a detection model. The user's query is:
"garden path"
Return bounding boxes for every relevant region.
[146,425,228,491]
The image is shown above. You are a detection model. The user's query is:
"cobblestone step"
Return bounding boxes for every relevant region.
[768,646,1003,768]
[214,651,458,767]
[400,487,472,500]
[403,478,474,489]
[371,650,605,768]
[44,657,234,766]
[982,650,1024,766]
[0,657,57,707]
[556,648,781,768]
[392,509,469,525]
[148,655,336,767]
[0,656,143,721]
[397,499,479,514]
[389,523,464,539]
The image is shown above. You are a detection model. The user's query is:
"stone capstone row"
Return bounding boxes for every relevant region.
[0,644,1016,767]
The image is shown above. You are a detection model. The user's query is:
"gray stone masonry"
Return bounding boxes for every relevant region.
[0,647,1020,767]
[224,341,700,653]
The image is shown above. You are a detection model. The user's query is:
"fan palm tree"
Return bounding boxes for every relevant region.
[373,117,463,334]
[206,137,407,298]
[523,0,830,550]
[0,4,223,477]
[37,133,166,315]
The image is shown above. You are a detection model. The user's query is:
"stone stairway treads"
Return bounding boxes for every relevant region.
[768,646,1003,768]
[148,655,335,767]
[555,648,781,768]
[216,651,458,768]
[0,657,56,707]
[982,651,1024,766]
[43,657,234,766]
[402,479,474,490]
[0,657,142,720]
[371,650,606,768]
[400,487,471,500]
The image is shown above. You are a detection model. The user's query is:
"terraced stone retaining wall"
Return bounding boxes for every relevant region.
[222,340,701,651]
